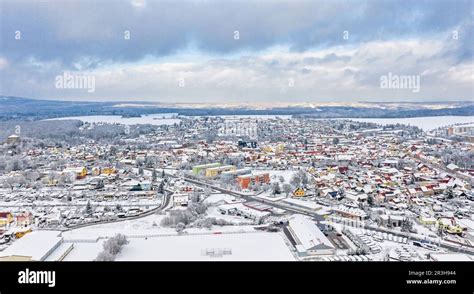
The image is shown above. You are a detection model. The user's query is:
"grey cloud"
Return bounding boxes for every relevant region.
[1,0,472,68]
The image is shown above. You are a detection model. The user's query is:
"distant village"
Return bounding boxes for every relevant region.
[0,116,473,261]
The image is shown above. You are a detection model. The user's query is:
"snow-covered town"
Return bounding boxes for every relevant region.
[0,116,473,262]
[2,1,474,292]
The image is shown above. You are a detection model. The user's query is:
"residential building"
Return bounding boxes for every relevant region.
[0,212,13,227]
[205,165,236,177]
[237,173,270,189]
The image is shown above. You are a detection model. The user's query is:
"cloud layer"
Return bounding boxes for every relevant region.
[0,0,472,102]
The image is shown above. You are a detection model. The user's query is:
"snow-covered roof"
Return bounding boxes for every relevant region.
[430,253,473,262]
[446,163,459,170]
[332,205,368,218]
[288,214,334,251]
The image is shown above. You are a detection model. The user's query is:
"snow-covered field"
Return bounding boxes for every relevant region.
[62,242,104,261]
[57,208,280,261]
[45,113,180,126]
[45,114,473,131]
[60,225,293,261]
[115,232,295,261]
[61,213,175,239]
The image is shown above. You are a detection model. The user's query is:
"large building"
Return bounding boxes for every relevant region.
[237,173,270,189]
[448,124,474,135]
[0,231,67,261]
[192,163,221,175]
[287,214,335,256]
[205,165,236,177]
[63,166,87,179]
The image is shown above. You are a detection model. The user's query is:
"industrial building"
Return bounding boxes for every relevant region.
[287,214,335,256]
[332,206,368,221]
[0,231,69,261]
[205,165,236,177]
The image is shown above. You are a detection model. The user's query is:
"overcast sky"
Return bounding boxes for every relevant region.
[0,0,472,103]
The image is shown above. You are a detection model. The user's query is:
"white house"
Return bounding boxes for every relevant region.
[172,194,189,207]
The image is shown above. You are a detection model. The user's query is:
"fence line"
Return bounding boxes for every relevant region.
[62,229,263,243]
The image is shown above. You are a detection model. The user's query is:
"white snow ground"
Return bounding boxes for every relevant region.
[115,232,295,261]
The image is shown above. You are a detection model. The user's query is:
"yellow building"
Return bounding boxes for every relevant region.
[262,146,273,153]
[192,163,221,175]
[0,212,13,227]
[101,167,116,175]
[43,176,58,186]
[14,228,32,239]
[276,144,285,153]
[78,167,87,178]
[92,167,115,176]
[205,165,236,177]
[419,216,437,226]
[0,255,34,261]
[293,187,306,197]
[438,218,463,235]
[63,166,87,179]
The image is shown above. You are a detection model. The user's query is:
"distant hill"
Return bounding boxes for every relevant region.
[0,96,472,121]
[0,96,110,121]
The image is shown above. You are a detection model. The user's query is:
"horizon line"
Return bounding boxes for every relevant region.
[1,95,473,106]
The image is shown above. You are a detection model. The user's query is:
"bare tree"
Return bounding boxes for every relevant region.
[95,251,115,261]
[282,184,292,196]
[95,233,129,261]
